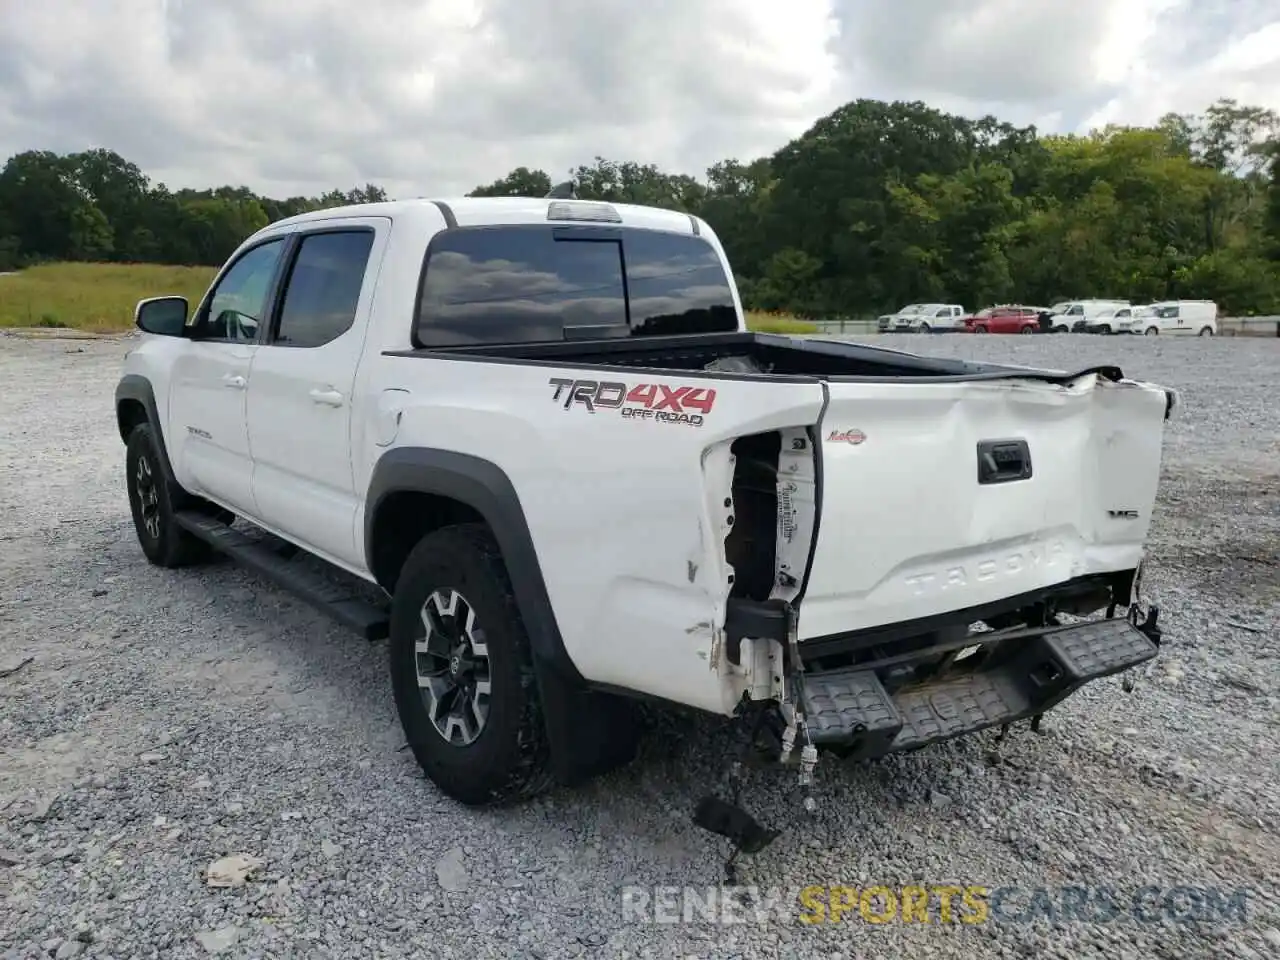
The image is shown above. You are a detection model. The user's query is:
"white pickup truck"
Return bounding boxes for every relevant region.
[876,303,967,333]
[116,196,1172,853]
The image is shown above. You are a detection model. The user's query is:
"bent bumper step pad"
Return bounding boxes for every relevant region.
[801,617,1159,755]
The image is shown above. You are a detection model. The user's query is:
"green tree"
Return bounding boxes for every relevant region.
[0,150,104,261]
[68,148,149,259]
[3,96,1279,313]
[468,167,552,197]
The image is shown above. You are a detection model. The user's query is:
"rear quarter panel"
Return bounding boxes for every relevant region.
[369,354,825,713]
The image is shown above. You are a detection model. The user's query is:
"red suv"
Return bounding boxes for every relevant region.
[963,306,1040,334]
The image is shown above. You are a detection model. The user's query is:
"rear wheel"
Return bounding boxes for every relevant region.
[1020,325,1035,335]
[1053,325,1069,333]
[1097,324,1112,335]
[1144,326,1158,336]
[125,423,216,568]
[918,323,931,334]
[1198,326,1214,337]
[389,523,553,806]
[973,325,988,334]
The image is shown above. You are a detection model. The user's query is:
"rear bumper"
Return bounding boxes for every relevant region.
[800,616,1159,755]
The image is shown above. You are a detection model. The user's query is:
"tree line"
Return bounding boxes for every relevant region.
[2,97,1278,316]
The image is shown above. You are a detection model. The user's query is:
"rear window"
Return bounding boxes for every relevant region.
[414,225,738,346]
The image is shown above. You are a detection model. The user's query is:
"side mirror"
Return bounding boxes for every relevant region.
[135,296,189,337]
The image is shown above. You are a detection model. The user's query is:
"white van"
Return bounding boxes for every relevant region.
[1128,300,1218,336]
[1046,300,1131,333]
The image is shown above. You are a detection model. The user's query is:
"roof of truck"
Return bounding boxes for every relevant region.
[268,196,701,235]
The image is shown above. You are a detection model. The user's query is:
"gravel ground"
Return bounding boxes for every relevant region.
[1,332,1277,960]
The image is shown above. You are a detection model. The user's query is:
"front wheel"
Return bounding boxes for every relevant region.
[125,423,215,567]
[918,323,931,334]
[973,325,988,334]
[389,523,554,806]
[1053,325,1069,333]
[1144,326,1158,336]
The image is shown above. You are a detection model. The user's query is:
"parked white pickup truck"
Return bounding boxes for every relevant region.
[116,196,1171,855]
[876,303,967,333]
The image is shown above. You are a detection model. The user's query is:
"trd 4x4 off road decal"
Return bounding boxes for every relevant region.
[548,377,716,427]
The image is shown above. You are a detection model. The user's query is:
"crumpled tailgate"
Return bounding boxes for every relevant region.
[797,371,1170,641]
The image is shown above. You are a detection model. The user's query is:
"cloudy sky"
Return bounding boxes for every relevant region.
[1,0,1277,199]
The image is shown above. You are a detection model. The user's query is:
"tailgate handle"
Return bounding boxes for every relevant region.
[977,439,1033,485]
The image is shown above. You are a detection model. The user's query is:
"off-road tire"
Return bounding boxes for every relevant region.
[125,422,216,568]
[389,523,554,806]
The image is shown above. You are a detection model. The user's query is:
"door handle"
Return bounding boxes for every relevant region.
[222,374,246,389]
[309,388,345,407]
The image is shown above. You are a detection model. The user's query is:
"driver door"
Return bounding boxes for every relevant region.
[168,234,291,513]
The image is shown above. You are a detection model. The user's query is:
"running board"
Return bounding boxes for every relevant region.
[174,511,390,641]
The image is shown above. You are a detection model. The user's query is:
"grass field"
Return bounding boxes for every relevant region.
[0,262,217,332]
[0,261,818,335]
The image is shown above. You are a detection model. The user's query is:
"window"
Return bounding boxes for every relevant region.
[1155,305,1179,319]
[623,231,738,336]
[417,226,625,346]
[1066,305,1084,316]
[414,225,740,346]
[274,230,375,348]
[198,238,286,341]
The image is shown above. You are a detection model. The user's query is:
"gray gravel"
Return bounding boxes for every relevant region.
[2,332,1278,959]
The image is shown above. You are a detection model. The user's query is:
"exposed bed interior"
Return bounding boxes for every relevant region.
[400,331,1016,379]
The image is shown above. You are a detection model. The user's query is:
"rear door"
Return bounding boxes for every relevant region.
[245,218,389,568]
[797,371,1170,641]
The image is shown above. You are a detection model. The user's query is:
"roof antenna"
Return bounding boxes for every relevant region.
[546,181,576,199]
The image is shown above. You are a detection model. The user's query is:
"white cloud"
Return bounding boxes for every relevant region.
[0,0,1275,199]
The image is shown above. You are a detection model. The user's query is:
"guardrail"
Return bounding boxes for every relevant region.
[1220,316,1280,337]
[809,318,881,336]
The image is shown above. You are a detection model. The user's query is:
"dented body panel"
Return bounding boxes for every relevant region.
[799,372,1169,641]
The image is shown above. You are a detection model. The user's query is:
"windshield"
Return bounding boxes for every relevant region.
[1049,302,1071,314]
[896,304,927,315]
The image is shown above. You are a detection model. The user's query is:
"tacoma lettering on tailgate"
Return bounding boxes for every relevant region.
[548,377,716,427]
[903,540,1068,597]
